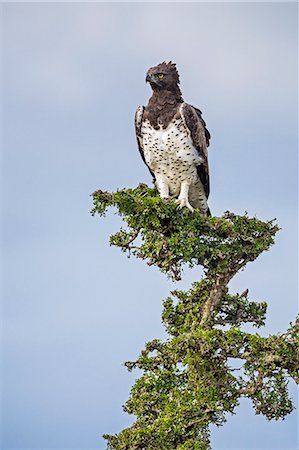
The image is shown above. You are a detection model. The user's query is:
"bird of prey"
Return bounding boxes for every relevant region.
[135,61,211,215]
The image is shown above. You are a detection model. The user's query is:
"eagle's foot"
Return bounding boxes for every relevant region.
[175,197,194,213]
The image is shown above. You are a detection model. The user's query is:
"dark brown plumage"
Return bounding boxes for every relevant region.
[135,61,211,214]
[143,62,183,129]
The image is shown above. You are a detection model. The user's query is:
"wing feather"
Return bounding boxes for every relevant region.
[134,106,155,180]
[181,103,210,198]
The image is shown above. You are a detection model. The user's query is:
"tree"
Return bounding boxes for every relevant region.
[91,184,298,450]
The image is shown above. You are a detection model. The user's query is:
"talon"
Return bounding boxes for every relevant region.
[175,198,194,213]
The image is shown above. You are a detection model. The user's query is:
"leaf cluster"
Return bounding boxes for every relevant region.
[91,185,279,281]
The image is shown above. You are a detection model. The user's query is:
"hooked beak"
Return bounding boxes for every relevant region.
[146,73,153,83]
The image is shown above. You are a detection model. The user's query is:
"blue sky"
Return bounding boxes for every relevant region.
[2,2,298,449]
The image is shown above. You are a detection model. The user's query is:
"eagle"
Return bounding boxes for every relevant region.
[135,61,211,215]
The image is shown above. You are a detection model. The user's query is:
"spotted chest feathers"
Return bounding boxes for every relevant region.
[141,116,203,196]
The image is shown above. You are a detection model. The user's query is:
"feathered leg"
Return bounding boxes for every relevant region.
[175,181,194,212]
[155,174,169,200]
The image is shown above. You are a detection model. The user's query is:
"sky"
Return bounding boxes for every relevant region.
[1,2,298,449]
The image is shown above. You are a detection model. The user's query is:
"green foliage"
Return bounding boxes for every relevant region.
[91,185,298,450]
[91,185,279,281]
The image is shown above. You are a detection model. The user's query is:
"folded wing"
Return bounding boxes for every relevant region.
[181,103,210,198]
[134,106,155,180]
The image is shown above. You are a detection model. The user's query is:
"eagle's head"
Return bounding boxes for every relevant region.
[146,61,180,91]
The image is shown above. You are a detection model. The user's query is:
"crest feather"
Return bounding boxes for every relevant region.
[151,61,180,84]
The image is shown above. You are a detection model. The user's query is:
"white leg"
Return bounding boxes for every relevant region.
[155,174,169,199]
[175,181,194,212]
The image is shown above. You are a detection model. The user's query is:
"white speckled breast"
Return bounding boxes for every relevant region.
[141,117,203,196]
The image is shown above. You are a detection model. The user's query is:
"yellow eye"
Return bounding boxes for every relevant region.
[158,74,164,79]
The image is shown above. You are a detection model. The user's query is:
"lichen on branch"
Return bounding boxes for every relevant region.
[91,185,298,450]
